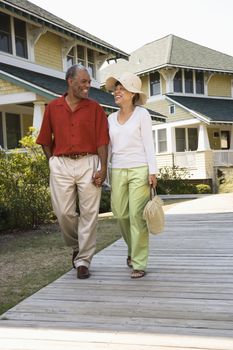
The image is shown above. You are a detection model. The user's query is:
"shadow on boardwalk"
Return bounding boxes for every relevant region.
[1,193,233,349]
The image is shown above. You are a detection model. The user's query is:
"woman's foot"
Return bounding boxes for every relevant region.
[131,270,145,279]
[127,256,132,268]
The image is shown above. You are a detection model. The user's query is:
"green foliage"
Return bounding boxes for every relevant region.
[157,166,197,194]
[0,127,53,230]
[196,184,211,194]
[99,189,111,213]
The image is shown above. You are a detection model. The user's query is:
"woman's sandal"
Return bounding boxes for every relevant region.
[127,256,132,268]
[131,270,145,279]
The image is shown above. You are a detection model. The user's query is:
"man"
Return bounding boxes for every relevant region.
[36,64,109,279]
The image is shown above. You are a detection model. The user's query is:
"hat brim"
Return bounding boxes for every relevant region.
[105,76,147,105]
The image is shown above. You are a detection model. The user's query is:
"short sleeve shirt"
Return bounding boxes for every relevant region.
[36,95,109,155]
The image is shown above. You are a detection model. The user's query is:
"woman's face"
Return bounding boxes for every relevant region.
[113,84,134,107]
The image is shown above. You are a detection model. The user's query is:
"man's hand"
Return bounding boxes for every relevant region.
[92,169,107,187]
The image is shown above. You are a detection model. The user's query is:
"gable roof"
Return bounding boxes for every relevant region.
[166,95,233,124]
[0,63,165,120]
[1,0,129,60]
[101,34,233,83]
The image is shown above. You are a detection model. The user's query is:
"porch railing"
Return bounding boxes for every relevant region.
[213,150,233,166]
[173,151,196,168]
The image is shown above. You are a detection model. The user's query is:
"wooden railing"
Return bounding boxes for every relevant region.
[213,150,233,166]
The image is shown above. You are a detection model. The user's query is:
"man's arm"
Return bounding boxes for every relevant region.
[41,145,53,161]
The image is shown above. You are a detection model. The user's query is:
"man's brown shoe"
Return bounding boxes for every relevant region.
[72,250,79,268]
[77,266,90,279]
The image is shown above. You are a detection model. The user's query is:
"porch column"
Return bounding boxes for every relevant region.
[197,124,210,151]
[33,101,45,131]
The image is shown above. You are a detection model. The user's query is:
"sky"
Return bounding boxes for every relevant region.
[29,0,233,57]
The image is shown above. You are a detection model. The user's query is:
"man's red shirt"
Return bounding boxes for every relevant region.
[36,95,109,155]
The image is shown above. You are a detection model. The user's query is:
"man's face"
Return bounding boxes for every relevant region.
[69,70,91,99]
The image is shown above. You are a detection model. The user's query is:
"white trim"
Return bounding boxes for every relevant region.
[0,92,37,105]
[0,53,65,79]
[153,118,200,129]
[138,63,233,76]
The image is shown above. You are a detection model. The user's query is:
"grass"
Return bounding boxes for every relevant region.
[0,198,192,316]
[0,217,121,316]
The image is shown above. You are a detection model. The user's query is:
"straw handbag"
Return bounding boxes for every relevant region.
[143,187,164,234]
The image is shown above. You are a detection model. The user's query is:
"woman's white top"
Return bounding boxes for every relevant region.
[108,106,158,174]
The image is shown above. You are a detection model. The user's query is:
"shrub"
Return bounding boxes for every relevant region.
[196,184,211,194]
[0,128,54,230]
[157,165,196,194]
[99,188,111,213]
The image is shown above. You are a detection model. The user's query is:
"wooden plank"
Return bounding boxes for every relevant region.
[1,212,233,349]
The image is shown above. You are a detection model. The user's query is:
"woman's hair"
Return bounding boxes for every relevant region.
[114,81,140,105]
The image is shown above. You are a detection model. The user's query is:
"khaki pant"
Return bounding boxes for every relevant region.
[111,166,150,271]
[49,155,101,268]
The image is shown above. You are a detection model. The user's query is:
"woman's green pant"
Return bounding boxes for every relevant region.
[111,166,150,271]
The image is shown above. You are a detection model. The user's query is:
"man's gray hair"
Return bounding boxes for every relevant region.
[65,64,89,81]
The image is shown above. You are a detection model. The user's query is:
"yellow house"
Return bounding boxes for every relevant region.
[101,35,233,189]
[0,0,132,149]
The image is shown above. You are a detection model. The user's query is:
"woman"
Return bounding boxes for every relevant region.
[106,72,158,278]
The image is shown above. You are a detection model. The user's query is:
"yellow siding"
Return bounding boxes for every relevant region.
[208,74,231,97]
[146,99,193,122]
[0,79,26,94]
[207,127,221,149]
[141,76,148,96]
[22,115,33,136]
[34,32,63,70]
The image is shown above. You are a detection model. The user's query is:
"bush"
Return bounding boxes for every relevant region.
[157,165,196,194]
[0,128,54,230]
[196,184,211,194]
[99,188,111,213]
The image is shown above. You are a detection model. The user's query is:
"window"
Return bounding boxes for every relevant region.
[173,70,204,95]
[67,47,74,68]
[0,13,12,54]
[221,131,230,149]
[0,14,28,58]
[5,113,21,149]
[150,72,160,96]
[175,128,186,152]
[158,129,167,153]
[175,127,198,152]
[174,70,182,93]
[77,45,85,66]
[184,71,193,93]
[14,18,28,58]
[196,71,204,94]
[169,105,175,114]
[66,45,96,78]
[188,128,198,151]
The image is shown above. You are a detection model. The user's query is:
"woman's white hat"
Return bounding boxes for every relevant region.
[105,71,147,105]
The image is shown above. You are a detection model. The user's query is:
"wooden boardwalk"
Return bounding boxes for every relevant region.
[1,210,233,349]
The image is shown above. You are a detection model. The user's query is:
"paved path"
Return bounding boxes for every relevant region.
[1,193,233,349]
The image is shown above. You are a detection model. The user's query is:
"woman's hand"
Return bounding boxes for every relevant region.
[149,174,157,189]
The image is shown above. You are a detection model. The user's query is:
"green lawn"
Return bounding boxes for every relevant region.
[0,217,121,315]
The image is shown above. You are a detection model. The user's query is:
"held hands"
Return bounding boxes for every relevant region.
[92,169,107,187]
[149,174,157,189]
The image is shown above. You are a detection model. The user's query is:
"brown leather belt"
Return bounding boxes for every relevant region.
[61,153,93,159]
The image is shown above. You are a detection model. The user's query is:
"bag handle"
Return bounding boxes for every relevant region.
[150,185,157,199]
